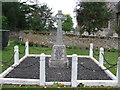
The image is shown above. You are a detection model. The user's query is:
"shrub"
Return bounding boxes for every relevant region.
[65,34,76,37]
[38,32,50,35]
[23,30,30,34]
[111,48,117,52]
[66,46,72,49]
[85,47,89,50]
[29,41,34,46]
[67,46,77,49]
[73,46,77,49]
[77,83,85,87]
[20,42,25,46]
[106,48,111,52]
[41,44,45,47]
[34,43,40,47]
[14,41,19,44]
[14,41,25,46]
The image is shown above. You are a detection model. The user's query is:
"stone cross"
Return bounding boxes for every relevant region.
[49,10,68,68]
[54,10,66,45]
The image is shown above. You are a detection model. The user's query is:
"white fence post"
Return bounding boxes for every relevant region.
[89,43,93,58]
[71,54,78,87]
[39,53,45,86]
[117,57,120,87]
[14,46,19,65]
[25,41,29,56]
[99,47,104,67]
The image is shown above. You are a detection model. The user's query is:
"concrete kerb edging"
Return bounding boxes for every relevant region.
[0,78,39,85]
[28,54,117,80]
[22,54,117,81]
[0,78,71,86]
[77,80,117,86]
[0,78,117,86]
[28,54,90,58]
[0,55,28,78]
[91,57,117,80]
[0,54,117,87]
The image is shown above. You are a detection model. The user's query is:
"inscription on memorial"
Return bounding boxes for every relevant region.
[53,46,65,60]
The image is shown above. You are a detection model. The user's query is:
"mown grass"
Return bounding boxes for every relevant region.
[1,42,119,74]
[1,42,119,88]
[1,85,120,89]
[93,50,119,75]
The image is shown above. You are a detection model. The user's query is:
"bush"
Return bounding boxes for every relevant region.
[77,83,85,87]
[95,47,99,51]
[20,42,25,46]
[29,41,34,46]
[23,30,31,34]
[1,16,9,30]
[14,41,25,46]
[65,34,76,37]
[67,46,76,49]
[14,41,21,44]
[106,48,111,52]
[66,46,72,49]
[38,32,50,35]
[41,44,45,47]
[111,48,117,52]
[34,43,40,47]
[85,47,89,50]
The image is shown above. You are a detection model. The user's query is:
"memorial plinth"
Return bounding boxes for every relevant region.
[49,10,69,68]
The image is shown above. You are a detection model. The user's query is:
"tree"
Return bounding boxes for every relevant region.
[2,2,54,31]
[0,16,9,29]
[62,14,73,32]
[2,2,24,31]
[75,2,113,35]
[24,3,53,31]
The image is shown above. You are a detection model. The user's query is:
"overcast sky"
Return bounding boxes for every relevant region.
[20,0,78,27]
[20,0,119,28]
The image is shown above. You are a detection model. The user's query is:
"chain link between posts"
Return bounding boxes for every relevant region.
[0,51,16,64]
[79,62,117,72]
[19,46,27,54]
[31,47,51,52]
[101,53,117,66]
[1,45,26,68]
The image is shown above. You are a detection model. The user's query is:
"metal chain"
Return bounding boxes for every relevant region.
[1,61,14,68]
[31,47,51,52]
[79,63,117,72]
[101,53,117,66]
[0,51,16,64]
[19,46,27,54]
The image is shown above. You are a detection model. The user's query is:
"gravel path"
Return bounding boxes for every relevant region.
[5,57,111,81]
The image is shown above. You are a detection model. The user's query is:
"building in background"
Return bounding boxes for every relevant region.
[76,2,119,37]
[116,1,120,26]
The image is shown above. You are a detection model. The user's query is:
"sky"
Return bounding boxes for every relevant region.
[20,0,78,28]
[20,0,119,28]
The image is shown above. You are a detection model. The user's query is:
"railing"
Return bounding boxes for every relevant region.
[0,42,120,87]
[89,43,120,87]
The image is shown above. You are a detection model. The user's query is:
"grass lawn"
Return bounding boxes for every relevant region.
[1,85,120,89]
[0,42,119,88]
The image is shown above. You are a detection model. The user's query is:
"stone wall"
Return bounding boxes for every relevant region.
[19,31,119,49]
